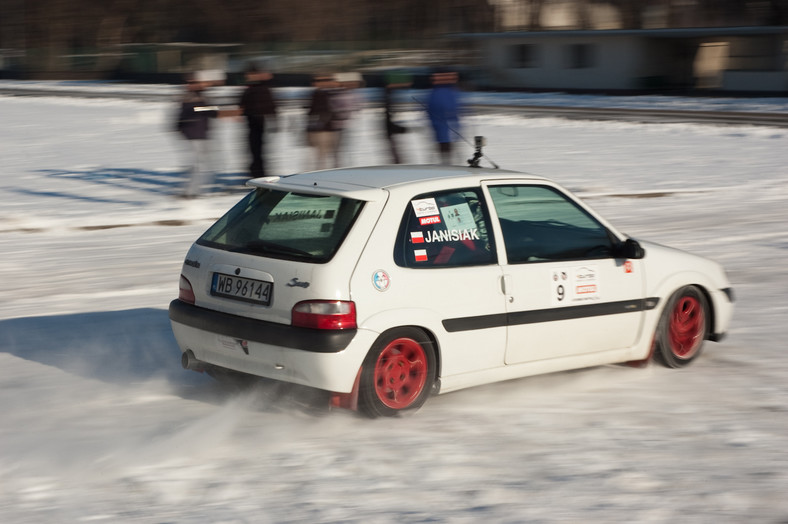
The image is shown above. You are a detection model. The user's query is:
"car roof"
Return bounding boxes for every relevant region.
[248,164,549,201]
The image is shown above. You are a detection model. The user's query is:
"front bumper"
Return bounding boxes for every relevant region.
[708,287,735,343]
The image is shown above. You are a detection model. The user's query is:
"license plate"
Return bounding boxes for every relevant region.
[211,272,272,305]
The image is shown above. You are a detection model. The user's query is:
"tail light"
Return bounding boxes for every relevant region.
[292,300,356,330]
[179,275,196,304]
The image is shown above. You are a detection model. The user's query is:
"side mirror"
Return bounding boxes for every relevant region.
[617,238,645,259]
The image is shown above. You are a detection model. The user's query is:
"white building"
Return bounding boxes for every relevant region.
[461,26,788,93]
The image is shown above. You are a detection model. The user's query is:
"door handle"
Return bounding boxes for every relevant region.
[500,274,511,296]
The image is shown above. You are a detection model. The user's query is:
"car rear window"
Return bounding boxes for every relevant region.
[197,188,365,263]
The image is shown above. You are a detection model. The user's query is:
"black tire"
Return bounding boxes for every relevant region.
[653,285,709,368]
[358,327,436,418]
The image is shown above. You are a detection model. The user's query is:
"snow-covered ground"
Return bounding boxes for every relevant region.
[1,87,787,523]
[5,78,788,113]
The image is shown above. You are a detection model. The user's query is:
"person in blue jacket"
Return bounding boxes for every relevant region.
[427,70,460,165]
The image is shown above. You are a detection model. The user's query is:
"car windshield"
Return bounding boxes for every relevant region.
[197,188,365,263]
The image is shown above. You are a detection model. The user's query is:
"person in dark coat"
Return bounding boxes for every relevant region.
[427,70,461,165]
[175,73,218,197]
[239,62,277,178]
[305,74,340,170]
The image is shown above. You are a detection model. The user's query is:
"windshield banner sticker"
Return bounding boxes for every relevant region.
[268,209,325,222]
[551,265,600,305]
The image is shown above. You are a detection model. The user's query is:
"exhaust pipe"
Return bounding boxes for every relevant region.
[181,350,205,372]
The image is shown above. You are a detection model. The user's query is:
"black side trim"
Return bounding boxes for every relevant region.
[442,312,508,333]
[442,297,660,333]
[722,287,735,303]
[168,299,356,353]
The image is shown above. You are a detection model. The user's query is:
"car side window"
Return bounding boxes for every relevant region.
[488,185,614,263]
[395,188,496,268]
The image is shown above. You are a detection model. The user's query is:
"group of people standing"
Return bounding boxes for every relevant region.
[174,63,461,198]
[383,68,462,166]
[173,63,279,198]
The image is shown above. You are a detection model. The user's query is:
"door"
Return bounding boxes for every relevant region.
[483,183,645,364]
[375,186,508,376]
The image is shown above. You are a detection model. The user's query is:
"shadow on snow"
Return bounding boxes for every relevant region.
[32,167,250,198]
[0,308,332,415]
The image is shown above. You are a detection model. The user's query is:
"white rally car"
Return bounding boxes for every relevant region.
[169,164,734,417]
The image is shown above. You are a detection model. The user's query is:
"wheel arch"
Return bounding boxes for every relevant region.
[353,324,443,416]
[652,282,712,367]
[649,271,719,338]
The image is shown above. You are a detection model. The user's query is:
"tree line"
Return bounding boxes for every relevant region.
[2,0,786,52]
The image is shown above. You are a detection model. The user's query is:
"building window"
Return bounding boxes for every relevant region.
[509,44,538,68]
[567,43,595,69]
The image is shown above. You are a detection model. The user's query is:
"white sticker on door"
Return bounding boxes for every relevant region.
[551,265,600,306]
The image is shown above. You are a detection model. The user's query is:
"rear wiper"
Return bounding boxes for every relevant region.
[241,240,312,258]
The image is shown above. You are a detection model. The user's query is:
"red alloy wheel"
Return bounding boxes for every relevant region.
[668,295,705,359]
[373,337,428,409]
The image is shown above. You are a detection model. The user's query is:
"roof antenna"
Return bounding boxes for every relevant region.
[468,136,496,168]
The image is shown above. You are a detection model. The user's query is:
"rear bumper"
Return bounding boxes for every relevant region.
[168,299,356,353]
[168,299,375,392]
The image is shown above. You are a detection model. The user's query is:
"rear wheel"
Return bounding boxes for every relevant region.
[654,285,709,368]
[358,328,436,418]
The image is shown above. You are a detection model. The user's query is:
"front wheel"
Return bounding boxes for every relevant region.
[654,285,709,368]
[358,328,436,418]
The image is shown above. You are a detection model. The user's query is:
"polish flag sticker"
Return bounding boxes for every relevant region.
[414,249,428,262]
[410,231,425,243]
